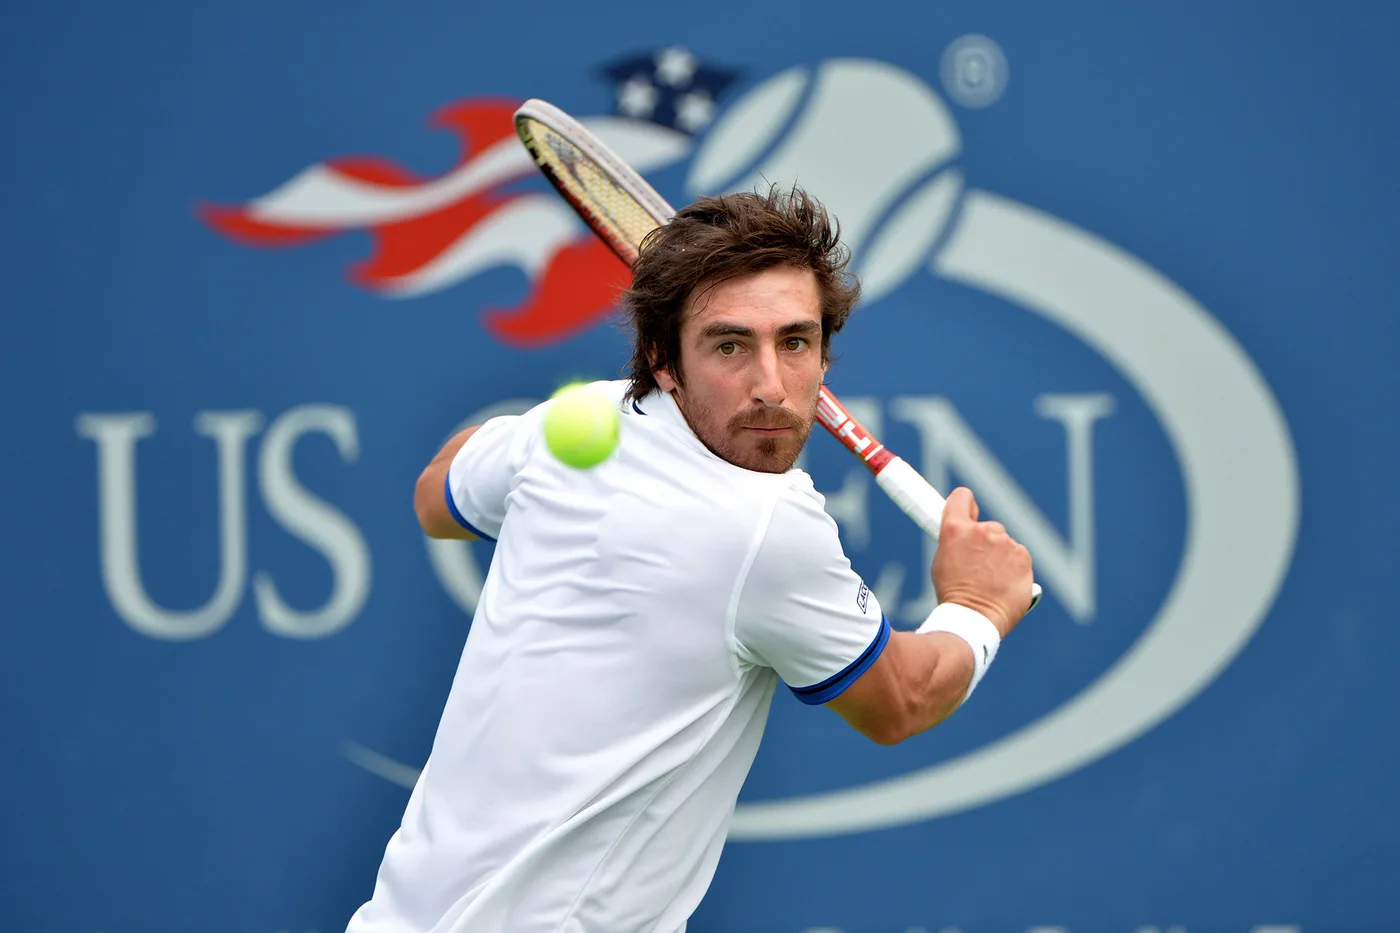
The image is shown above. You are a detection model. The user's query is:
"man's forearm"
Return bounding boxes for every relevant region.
[901,630,978,738]
[414,425,481,539]
[829,630,975,745]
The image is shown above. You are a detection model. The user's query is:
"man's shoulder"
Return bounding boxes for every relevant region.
[764,473,842,551]
[734,473,858,618]
[777,468,825,507]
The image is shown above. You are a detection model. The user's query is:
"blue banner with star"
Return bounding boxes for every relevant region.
[602,46,741,132]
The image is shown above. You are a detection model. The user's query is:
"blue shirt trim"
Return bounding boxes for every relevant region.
[443,473,496,542]
[788,614,892,706]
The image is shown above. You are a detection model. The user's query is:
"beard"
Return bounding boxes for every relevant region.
[679,392,818,474]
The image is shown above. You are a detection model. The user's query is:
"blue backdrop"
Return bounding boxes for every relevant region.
[5,2,1398,931]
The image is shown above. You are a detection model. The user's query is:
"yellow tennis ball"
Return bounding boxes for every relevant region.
[543,383,619,469]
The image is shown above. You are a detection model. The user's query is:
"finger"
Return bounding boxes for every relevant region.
[941,487,976,530]
[981,521,1006,537]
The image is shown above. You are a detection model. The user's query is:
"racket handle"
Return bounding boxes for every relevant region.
[874,457,1044,612]
[874,456,946,538]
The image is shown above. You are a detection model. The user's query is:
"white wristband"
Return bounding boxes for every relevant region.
[916,602,1002,704]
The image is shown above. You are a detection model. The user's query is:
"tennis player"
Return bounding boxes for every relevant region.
[345,187,1034,933]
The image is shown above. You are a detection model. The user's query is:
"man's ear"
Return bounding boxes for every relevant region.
[650,344,680,393]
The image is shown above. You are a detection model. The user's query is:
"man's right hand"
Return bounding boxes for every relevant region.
[931,487,1035,637]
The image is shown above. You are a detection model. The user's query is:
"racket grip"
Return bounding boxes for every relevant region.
[874,457,1043,612]
[874,457,947,539]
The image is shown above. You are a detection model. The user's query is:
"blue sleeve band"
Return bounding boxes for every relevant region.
[443,473,496,542]
[788,614,892,706]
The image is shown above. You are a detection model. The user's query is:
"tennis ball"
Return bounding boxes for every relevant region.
[543,383,619,469]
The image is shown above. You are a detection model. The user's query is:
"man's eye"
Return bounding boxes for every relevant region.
[785,337,809,351]
[718,342,738,356]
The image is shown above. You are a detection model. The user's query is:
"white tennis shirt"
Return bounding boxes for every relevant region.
[346,381,888,933]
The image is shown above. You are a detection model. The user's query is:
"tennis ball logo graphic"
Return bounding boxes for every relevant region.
[543,382,620,469]
[688,59,965,305]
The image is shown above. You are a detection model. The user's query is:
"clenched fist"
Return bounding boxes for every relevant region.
[931,487,1035,637]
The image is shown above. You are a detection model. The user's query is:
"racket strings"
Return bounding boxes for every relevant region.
[520,118,658,265]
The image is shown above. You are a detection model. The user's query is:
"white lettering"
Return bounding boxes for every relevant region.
[75,410,262,640]
[252,405,371,639]
[1033,393,1116,621]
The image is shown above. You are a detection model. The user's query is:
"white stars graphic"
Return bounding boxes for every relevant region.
[674,90,715,132]
[654,46,698,88]
[617,74,659,118]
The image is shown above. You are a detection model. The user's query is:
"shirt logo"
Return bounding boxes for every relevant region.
[856,581,870,614]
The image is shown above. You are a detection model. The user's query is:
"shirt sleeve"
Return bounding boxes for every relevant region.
[732,483,890,705]
[444,408,542,541]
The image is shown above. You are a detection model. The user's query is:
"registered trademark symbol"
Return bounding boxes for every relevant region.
[940,34,1009,108]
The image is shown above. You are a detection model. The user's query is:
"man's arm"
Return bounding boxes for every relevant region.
[824,630,976,745]
[414,425,481,539]
[826,486,1034,745]
[732,484,1031,747]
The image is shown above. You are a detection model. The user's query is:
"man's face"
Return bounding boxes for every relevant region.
[655,265,826,473]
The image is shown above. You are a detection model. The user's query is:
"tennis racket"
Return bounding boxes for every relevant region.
[513,98,1041,611]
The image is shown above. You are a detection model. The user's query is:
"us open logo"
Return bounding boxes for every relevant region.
[321,51,1300,839]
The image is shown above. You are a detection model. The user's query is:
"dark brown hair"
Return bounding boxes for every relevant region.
[620,184,860,401]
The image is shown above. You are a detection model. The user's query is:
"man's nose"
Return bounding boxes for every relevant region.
[750,346,786,408]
